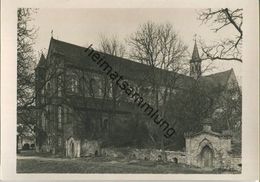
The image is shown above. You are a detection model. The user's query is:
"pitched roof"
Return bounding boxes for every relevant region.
[36,54,46,68]
[41,38,235,90]
[199,69,234,88]
[46,38,194,88]
[184,129,232,138]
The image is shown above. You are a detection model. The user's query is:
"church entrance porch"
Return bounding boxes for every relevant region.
[184,118,233,169]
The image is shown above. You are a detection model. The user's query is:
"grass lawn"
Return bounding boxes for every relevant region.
[17,158,200,173]
[17,151,240,174]
[17,154,239,174]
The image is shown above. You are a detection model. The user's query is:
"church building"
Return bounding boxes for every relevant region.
[35,37,240,169]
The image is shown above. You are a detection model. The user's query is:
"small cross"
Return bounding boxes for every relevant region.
[193,34,197,42]
[51,30,53,38]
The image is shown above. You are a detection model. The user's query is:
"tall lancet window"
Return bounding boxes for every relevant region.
[72,78,79,93]
[68,73,79,94]
[79,77,85,96]
[46,82,51,96]
[41,112,46,130]
[63,106,67,124]
[58,106,62,129]
[57,75,62,96]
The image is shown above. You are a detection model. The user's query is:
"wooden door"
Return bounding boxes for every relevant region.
[201,145,213,167]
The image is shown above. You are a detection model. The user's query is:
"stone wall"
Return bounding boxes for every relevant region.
[101,148,185,163]
[230,156,242,171]
[101,148,125,158]
[81,140,101,157]
[166,151,186,163]
[130,149,186,163]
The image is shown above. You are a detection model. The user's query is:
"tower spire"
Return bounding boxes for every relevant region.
[190,35,202,79]
[193,33,197,43]
[191,34,200,62]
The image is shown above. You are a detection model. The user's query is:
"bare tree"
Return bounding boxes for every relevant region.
[98,34,126,58]
[98,34,126,111]
[129,22,188,106]
[17,8,38,108]
[197,8,243,62]
[98,35,131,144]
[128,22,188,158]
[212,82,242,141]
[17,8,38,149]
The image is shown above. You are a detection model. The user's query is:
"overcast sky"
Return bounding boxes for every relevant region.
[32,8,241,82]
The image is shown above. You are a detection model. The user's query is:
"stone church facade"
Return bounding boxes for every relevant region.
[35,37,241,170]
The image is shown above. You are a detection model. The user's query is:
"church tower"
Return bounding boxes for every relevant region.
[190,39,202,79]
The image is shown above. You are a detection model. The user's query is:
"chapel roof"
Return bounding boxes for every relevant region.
[198,69,234,88]
[184,129,232,138]
[36,53,46,68]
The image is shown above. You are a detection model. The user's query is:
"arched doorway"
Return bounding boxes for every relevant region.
[200,145,214,168]
[66,137,80,158]
[70,141,75,158]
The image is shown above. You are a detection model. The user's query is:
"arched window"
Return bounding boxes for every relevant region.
[71,77,79,93]
[41,112,46,130]
[57,75,62,96]
[58,137,62,146]
[58,106,62,129]
[67,107,72,123]
[46,82,51,96]
[41,89,45,103]
[108,82,113,98]
[102,118,109,131]
[46,106,50,120]
[79,77,85,96]
[89,76,102,97]
[68,73,79,93]
[104,119,108,130]
[63,107,67,124]
[89,78,96,97]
